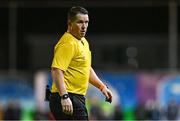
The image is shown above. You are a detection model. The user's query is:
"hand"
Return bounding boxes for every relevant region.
[61,97,73,115]
[102,86,113,103]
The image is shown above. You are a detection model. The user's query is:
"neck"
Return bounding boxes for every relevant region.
[67,30,82,40]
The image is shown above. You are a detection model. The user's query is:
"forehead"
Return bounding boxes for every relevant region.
[75,13,89,21]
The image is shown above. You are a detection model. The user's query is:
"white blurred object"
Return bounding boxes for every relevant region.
[171,83,180,94]
[34,71,48,111]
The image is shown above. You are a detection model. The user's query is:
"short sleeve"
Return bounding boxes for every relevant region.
[51,43,74,71]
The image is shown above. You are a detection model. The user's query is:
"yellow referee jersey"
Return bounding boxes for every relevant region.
[51,32,91,95]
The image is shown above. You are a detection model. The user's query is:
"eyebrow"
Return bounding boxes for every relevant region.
[77,19,89,23]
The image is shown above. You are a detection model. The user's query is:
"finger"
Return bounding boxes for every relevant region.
[108,95,112,102]
[108,91,112,98]
[64,106,69,113]
[105,91,110,99]
[66,105,73,115]
[69,104,73,115]
[63,106,70,115]
[68,105,72,115]
[63,105,67,112]
[106,95,110,99]
[67,106,72,114]
[62,106,66,113]
[62,105,65,111]
[108,91,113,101]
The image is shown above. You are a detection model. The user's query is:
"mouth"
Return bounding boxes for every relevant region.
[81,31,86,34]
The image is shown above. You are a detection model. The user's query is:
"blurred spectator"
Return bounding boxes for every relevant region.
[145,100,161,120]
[0,103,4,120]
[166,99,179,120]
[4,101,21,120]
[89,96,105,120]
[33,109,48,120]
[113,104,123,120]
[151,103,161,120]
[135,102,147,120]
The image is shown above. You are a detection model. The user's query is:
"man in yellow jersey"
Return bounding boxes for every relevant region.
[49,6,113,120]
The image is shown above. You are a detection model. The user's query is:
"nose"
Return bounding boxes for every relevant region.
[82,22,86,27]
[82,24,86,30]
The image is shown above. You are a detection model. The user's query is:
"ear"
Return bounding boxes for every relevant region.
[67,20,73,31]
[68,20,71,26]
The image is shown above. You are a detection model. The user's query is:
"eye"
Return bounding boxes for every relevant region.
[85,21,89,24]
[77,20,83,24]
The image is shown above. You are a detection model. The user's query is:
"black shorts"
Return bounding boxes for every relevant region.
[49,92,88,120]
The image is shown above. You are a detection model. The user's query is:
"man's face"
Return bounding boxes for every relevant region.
[69,13,89,39]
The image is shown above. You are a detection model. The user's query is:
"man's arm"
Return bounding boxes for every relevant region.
[51,67,73,115]
[51,68,67,95]
[89,67,113,102]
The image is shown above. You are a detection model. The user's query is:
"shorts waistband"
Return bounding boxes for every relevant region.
[51,92,84,97]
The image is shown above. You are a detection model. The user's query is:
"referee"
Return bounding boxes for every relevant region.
[50,6,113,120]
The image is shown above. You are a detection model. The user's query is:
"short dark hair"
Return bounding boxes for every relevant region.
[68,6,88,22]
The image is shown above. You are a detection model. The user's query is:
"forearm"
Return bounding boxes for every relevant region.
[89,67,113,103]
[89,67,106,91]
[51,68,67,96]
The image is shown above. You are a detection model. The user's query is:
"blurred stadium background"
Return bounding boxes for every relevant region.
[1,0,180,120]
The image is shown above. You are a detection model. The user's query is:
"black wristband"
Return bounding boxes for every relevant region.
[61,94,69,100]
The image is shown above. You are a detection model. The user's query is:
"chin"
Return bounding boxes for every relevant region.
[81,33,86,37]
